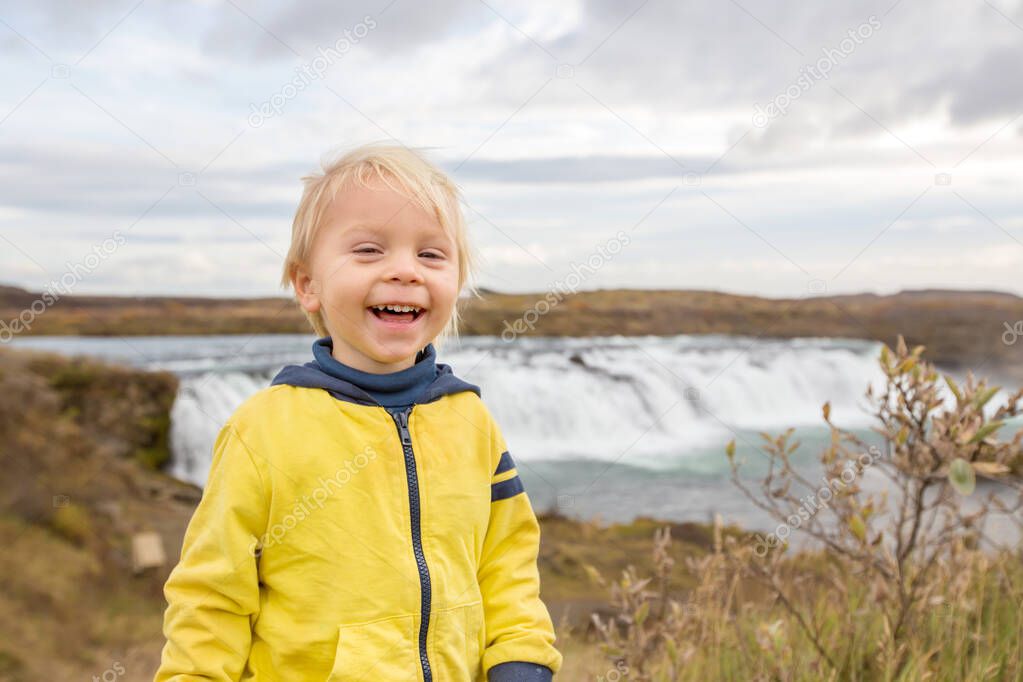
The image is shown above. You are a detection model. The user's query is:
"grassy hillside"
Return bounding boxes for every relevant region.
[0,348,195,681]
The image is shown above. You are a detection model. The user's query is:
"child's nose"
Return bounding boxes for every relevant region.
[384,251,424,283]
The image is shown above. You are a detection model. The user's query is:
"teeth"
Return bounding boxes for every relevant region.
[372,304,421,313]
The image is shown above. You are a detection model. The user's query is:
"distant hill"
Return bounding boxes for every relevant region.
[1,284,1021,379]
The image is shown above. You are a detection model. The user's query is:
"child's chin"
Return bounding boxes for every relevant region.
[364,337,424,362]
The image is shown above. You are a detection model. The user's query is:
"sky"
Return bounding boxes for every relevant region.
[1,0,1022,299]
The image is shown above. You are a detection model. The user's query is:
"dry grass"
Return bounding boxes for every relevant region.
[0,348,199,682]
[565,531,1022,681]
[579,338,1023,681]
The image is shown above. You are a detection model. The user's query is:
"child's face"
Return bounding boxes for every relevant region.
[295,176,460,373]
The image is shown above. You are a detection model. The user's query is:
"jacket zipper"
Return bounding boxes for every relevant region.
[390,406,433,682]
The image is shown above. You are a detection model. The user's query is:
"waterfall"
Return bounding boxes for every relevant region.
[166,334,888,487]
[168,370,278,486]
[9,332,1018,530]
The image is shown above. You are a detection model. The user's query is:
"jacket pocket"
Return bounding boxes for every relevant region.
[327,613,419,681]
[431,599,485,681]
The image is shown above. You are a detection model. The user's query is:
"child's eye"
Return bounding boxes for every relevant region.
[354,247,380,254]
[420,252,443,259]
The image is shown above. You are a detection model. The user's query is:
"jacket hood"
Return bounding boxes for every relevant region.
[270,338,481,407]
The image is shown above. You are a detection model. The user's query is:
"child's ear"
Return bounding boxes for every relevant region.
[292,266,321,314]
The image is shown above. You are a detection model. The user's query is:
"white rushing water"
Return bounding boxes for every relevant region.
[11,332,1020,536]
[9,333,888,484]
[12,332,1019,541]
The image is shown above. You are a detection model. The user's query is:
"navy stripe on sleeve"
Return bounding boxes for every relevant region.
[488,661,553,681]
[494,450,516,475]
[491,475,524,501]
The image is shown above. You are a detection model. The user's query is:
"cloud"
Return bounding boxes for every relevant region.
[942,45,1023,125]
[198,0,482,60]
[0,1,1021,299]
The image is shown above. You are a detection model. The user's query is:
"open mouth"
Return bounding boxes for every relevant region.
[367,303,425,324]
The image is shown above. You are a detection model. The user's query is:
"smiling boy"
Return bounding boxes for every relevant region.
[154,144,562,681]
[291,161,458,373]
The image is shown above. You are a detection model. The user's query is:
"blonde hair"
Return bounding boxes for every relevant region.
[281,142,479,353]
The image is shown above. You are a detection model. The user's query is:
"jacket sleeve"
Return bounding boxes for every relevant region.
[478,418,562,680]
[154,421,269,682]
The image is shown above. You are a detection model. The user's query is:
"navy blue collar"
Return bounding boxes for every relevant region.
[271,336,481,408]
[311,336,436,407]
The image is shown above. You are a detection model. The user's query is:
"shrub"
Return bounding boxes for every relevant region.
[588,336,1023,680]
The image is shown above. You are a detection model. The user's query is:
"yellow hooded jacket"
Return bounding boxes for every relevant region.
[154,346,562,681]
